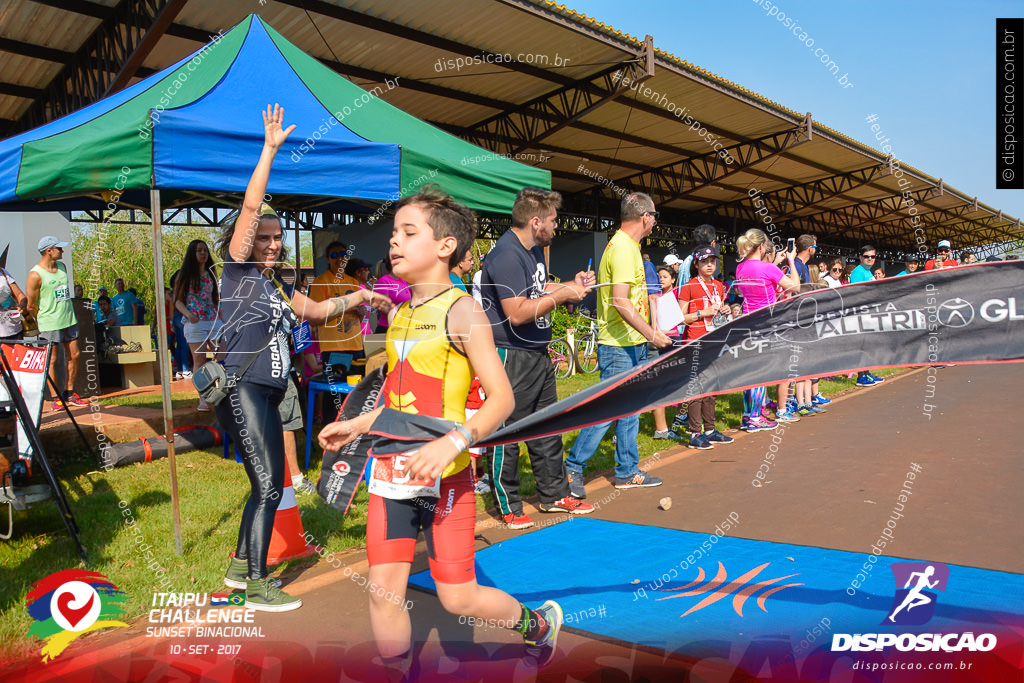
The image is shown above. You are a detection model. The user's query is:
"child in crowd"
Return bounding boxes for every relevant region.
[676,247,735,448]
[319,187,562,670]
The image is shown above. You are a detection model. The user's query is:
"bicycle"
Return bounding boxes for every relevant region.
[572,312,599,374]
[547,337,574,379]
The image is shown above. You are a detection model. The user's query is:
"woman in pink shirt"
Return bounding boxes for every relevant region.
[733,229,801,432]
[372,258,411,333]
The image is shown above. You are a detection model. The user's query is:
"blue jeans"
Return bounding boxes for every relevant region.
[566,343,647,480]
[172,314,190,372]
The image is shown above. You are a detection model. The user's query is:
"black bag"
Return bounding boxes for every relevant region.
[191,328,275,406]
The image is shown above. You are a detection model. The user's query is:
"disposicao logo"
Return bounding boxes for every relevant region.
[25,569,129,662]
[832,562,997,653]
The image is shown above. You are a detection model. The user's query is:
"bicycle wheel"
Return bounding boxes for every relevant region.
[576,334,599,373]
[548,338,573,379]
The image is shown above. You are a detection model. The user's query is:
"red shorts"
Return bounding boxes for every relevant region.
[366,466,476,584]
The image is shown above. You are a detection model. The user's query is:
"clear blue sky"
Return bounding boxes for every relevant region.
[567,0,1023,220]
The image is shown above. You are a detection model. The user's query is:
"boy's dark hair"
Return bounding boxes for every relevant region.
[693,224,716,246]
[98,295,110,304]
[511,187,561,228]
[396,185,477,268]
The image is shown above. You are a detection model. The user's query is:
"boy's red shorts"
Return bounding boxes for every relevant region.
[366,466,476,584]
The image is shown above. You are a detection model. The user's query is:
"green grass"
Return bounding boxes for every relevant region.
[0,365,902,660]
[96,392,199,412]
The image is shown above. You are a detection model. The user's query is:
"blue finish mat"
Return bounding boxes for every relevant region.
[409,518,1024,654]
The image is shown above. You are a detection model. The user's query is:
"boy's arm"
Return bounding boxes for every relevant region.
[318,406,384,451]
[405,296,514,481]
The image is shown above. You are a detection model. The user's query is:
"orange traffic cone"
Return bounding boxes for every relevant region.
[266,479,316,565]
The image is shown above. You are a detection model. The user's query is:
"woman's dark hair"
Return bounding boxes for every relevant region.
[215,209,289,263]
[173,239,218,308]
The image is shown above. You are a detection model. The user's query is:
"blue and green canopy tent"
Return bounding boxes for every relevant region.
[0,14,549,553]
[0,14,548,211]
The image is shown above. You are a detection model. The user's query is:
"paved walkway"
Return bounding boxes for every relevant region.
[7,363,1022,682]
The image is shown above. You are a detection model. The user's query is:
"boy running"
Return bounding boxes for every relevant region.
[318,188,562,669]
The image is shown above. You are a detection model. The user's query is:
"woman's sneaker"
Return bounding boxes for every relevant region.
[742,416,778,432]
[245,576,301,612]
[688,432,713,450]
[224,557,281,590]
[704,429,734,444]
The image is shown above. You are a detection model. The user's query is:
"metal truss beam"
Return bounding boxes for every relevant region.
[13,0,186,133]
[456,39,654,156]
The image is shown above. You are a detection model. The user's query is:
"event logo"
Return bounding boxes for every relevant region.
[25,569,128,662]
[655,560,802,618]
[936,298,975,327]
[332,461,351,476]
[884,562,948,626]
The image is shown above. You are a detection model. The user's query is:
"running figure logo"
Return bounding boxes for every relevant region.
[884,562,949,626]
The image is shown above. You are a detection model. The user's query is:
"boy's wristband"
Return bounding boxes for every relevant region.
[454,425,474,447]
[446,431,469,453]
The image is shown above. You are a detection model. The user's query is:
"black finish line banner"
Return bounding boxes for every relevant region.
[478,261,1024,447]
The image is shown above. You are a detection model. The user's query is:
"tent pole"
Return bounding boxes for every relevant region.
[150,189,183,556]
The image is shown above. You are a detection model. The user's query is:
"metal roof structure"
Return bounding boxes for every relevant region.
[2,0,1021,258]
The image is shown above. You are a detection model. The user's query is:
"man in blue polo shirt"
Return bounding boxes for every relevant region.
[850,244,885,386]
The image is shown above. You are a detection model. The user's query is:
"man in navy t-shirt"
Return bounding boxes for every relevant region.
[479,187,595,528]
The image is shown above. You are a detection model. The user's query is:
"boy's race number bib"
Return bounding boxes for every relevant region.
[367,449,441,500]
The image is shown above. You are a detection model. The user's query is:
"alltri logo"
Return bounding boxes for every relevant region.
[832,561,997,653]
[25,569,129,662]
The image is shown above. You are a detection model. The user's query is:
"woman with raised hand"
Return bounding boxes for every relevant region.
[215,104,392,612]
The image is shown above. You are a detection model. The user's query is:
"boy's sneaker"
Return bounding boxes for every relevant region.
[775,410,800,423]
[51,398,65,412]
[742,416,778,432]
[245,576,301,612]
[473,473,491,495]
[224,556,282,590]
[688,432,713,450]
[523,600,563,668]
[796,405,817,417]
[653,429,682,440]
[867,372,885,383]
[812,394,831,405]
[614,470,663,489]
[539,497,595,514]
[808,403,827,414]
[856,374,876,386]
[64,392,89,407]
[503,512,535,529]
[704,429,734,444]
[294,477,317,495]
[567,470,586,499]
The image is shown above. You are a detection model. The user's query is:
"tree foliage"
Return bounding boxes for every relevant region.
[71,214,217,325]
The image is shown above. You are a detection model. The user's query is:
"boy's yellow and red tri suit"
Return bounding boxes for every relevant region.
[367,286,477,584]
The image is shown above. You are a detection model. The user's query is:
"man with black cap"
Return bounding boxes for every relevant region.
[924,240,958,270]
[26,236,88,410]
